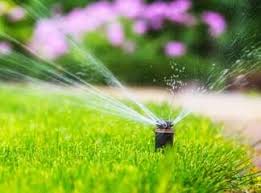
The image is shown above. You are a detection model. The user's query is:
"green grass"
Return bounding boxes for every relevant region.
[0,85,259,193]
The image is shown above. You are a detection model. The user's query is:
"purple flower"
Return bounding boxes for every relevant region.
[106,22,125,46]
[165,41,186,57]
[62,2,116,37]
[85,2,117,25]
[62,8,91,37]
[169,0,192,13]
[29,19,68,60]
[166,0,195,26]
[143,2,168,29]
[133,20,147,35]
[0,42,12,55]
[114,0,144,19]
[202,11,227,37]
[8,6,26,21]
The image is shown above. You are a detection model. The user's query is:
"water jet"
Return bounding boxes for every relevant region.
[155,121,174,150]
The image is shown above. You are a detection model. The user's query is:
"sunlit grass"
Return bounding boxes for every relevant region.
[0,85,259,193]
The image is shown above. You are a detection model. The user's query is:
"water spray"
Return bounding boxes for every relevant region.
[155,120,174,150]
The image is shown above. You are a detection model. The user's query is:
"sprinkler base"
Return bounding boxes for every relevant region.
[155,121,174,150]
[155,129,174,149]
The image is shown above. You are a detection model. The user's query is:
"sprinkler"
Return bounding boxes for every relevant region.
[155,121,174,150]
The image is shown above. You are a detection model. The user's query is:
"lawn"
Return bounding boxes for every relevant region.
[0,85,259,193]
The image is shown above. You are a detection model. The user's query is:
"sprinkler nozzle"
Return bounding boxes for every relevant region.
[155,120,174,150]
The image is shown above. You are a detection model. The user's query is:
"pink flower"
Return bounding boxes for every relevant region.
[169,0,192,14]
[166,0,195,26]
[29,19,68,60]
[143,2,167,29]
[202,11,227,37]
[8,6,26,21]
[62,8,91,37]
[62,2,116,37]
[165,41,186,57]
[85,2,117,25]
[133,20,147,35]
[0,42,12,55]
[114,0,144,19]
[106,22,125,46]
[143,2,167,20]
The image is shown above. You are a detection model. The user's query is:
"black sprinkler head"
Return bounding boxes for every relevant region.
[155,120,174,150]
[156,121,173,130]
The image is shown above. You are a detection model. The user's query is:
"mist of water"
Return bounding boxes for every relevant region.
[0,47,159,125]
[0,0,193,127]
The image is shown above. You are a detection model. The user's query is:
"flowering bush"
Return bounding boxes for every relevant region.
[27,0,227,60]
[0,0,259,85]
